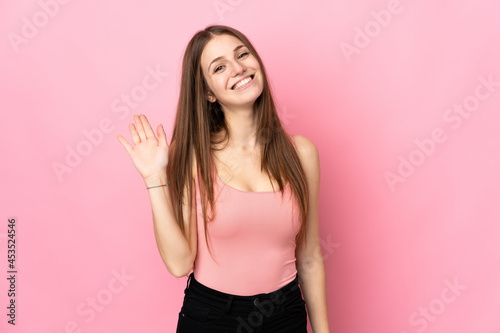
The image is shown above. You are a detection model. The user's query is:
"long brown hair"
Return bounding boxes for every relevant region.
[166,25,309,260]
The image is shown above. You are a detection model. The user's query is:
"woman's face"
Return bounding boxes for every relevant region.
[200,34,264,110]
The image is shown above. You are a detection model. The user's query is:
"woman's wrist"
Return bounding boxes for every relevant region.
[143,172,168,188]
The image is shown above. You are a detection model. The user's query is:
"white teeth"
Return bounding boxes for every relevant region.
[233,76,252,90]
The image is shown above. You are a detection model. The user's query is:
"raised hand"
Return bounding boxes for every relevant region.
[116,114,169,182]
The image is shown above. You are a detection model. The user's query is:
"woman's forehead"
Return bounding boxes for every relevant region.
[201,34,246,67]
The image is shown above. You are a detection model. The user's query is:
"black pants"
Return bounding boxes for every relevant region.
[176,272,308,332]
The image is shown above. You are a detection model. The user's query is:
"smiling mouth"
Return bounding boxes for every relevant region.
[231,75,254,90]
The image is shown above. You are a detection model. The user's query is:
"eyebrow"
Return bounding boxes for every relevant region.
[208,44,246,72]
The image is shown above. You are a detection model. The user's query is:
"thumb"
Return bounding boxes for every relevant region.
[117,134,133,155]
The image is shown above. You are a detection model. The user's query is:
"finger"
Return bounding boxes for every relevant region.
[129,123,141,144]
[134,114,147,141]
[157,124,168,147]
[116,134,134,155]
[140,114,156,141]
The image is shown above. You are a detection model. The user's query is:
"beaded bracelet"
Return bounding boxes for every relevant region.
[147,180,171,189]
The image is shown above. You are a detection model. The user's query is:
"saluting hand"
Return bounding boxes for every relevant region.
[116,114,169,182]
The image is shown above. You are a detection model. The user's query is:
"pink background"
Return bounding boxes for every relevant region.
[1,0,500,332]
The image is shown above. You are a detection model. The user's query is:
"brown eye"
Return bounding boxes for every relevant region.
[214,65,225,73]
[238,52,249,59]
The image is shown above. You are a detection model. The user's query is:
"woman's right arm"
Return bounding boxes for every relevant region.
[117,114,197,278]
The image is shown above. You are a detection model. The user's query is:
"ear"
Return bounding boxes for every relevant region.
[207,91,216,103]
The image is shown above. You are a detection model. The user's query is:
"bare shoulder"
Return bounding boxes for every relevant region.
[291,134,320,182]
[292,135,319,162]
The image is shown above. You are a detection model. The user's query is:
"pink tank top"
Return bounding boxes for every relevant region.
[192,144,301,295]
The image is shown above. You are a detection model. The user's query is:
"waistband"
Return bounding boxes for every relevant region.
[184,272,301,312]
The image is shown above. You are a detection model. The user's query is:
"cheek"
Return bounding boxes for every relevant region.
[214,77,228,92]
[206,76,223,93]
[256,72,264,87]
[250,58,261,70]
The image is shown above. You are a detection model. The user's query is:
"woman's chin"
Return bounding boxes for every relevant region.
[221,91,263,109]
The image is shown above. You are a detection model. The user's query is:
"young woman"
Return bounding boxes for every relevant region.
[117,25,330,333]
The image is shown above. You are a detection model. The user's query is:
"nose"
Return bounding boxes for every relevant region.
[231,59,246,76]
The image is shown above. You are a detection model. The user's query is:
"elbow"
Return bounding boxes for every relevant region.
[159,248,195,278]
[170,265,193,278]
[170,268,190,278]
[167,260,194,278]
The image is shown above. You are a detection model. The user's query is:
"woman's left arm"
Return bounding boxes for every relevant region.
[293,135,330,333]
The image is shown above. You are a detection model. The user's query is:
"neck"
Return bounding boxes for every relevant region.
[218,103,260,152]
